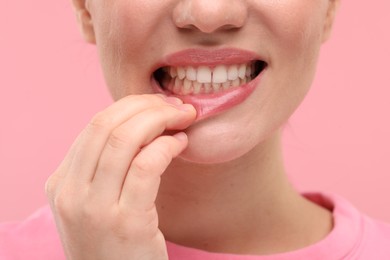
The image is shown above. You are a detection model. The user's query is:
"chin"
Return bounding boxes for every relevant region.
[177,125,260,165]
[178,144,251,165]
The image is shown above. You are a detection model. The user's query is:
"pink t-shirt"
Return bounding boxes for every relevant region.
[1,192,390,259]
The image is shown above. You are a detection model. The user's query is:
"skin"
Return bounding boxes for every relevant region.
[46,0,340,259]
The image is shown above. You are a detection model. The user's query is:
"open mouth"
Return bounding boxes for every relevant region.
[153,60,267,96]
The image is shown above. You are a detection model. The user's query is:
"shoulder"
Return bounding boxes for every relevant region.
[304,192,390,259]
[357,215,390,258]
[0,205,65,260]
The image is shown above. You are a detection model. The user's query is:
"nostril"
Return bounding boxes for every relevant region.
[172,0,247,34]
[220,25,242,32]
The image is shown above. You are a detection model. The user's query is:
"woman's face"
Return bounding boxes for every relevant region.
[74,0,338,164]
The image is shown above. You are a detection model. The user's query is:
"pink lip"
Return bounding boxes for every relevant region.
[151,48,267,122]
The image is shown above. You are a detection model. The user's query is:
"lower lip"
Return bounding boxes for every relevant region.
[152,69,266,121]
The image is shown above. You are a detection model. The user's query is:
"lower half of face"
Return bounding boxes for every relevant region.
[91,0,329,164]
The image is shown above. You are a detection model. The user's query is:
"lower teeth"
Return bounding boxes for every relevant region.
[166,77,252,95]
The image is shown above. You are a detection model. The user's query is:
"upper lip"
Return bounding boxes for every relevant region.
[151,48,266,73]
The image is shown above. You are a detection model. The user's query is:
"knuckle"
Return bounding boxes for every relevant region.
[151,144,173,167]
[51,186,84,222]
[132,146,172,176]
[87,112,112,133]
[45,171,63,199]
[53,192,106,227]
[44,176,55,197]
[107,129,132,150]
[53,193,72,218]
[132,157,154,175]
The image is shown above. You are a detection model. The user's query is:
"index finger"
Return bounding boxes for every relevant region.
[65,94,177,186]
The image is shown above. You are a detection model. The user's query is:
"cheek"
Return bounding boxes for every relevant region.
[93,1,170,98]
[261,0,326,63]
[257,1,327,116]
[247,1,327,84]
[96,1,165,47]
[110,3,157,52]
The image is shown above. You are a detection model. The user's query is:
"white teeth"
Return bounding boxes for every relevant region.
[197,66,212,83]
[193,81,202,94]
[212,65,228,84]
[227,65,238,81]
[222,81,230,90]
[170,67,177,78]
[183,79,192,94]
[162,62,262,95]
[238,64,246,79]
[204,83,212,93]
[186,66,197,81]
[212,83,221,92]
[169,63,252,84]
[232,78,240,87]
[174,77,181,93]
[177,67,186,80]
[245,65,251,77]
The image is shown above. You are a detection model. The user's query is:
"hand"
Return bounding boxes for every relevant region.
[45,94,196,260]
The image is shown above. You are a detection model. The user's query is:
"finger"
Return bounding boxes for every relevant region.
[119,132,188,211]
[56,94,178,178]
[64,94,176,187]
[89,104,195,204]
[45,129,86,198]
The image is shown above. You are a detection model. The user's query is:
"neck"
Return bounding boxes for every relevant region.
[156,130,332,254]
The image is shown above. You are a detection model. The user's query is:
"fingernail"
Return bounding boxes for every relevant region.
[156,93,167,99]
[173,132,187,142]
[178,104,195,112]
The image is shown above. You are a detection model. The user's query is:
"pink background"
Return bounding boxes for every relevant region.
[1,1,389,222]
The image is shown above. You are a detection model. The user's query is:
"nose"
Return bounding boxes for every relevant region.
[172,0,248,33]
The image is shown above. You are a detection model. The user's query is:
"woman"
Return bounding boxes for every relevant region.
[1,0,390,259]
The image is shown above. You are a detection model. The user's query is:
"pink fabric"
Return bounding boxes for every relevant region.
[1,193,389,259]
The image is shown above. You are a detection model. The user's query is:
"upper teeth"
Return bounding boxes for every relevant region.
[167,63,253,85]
